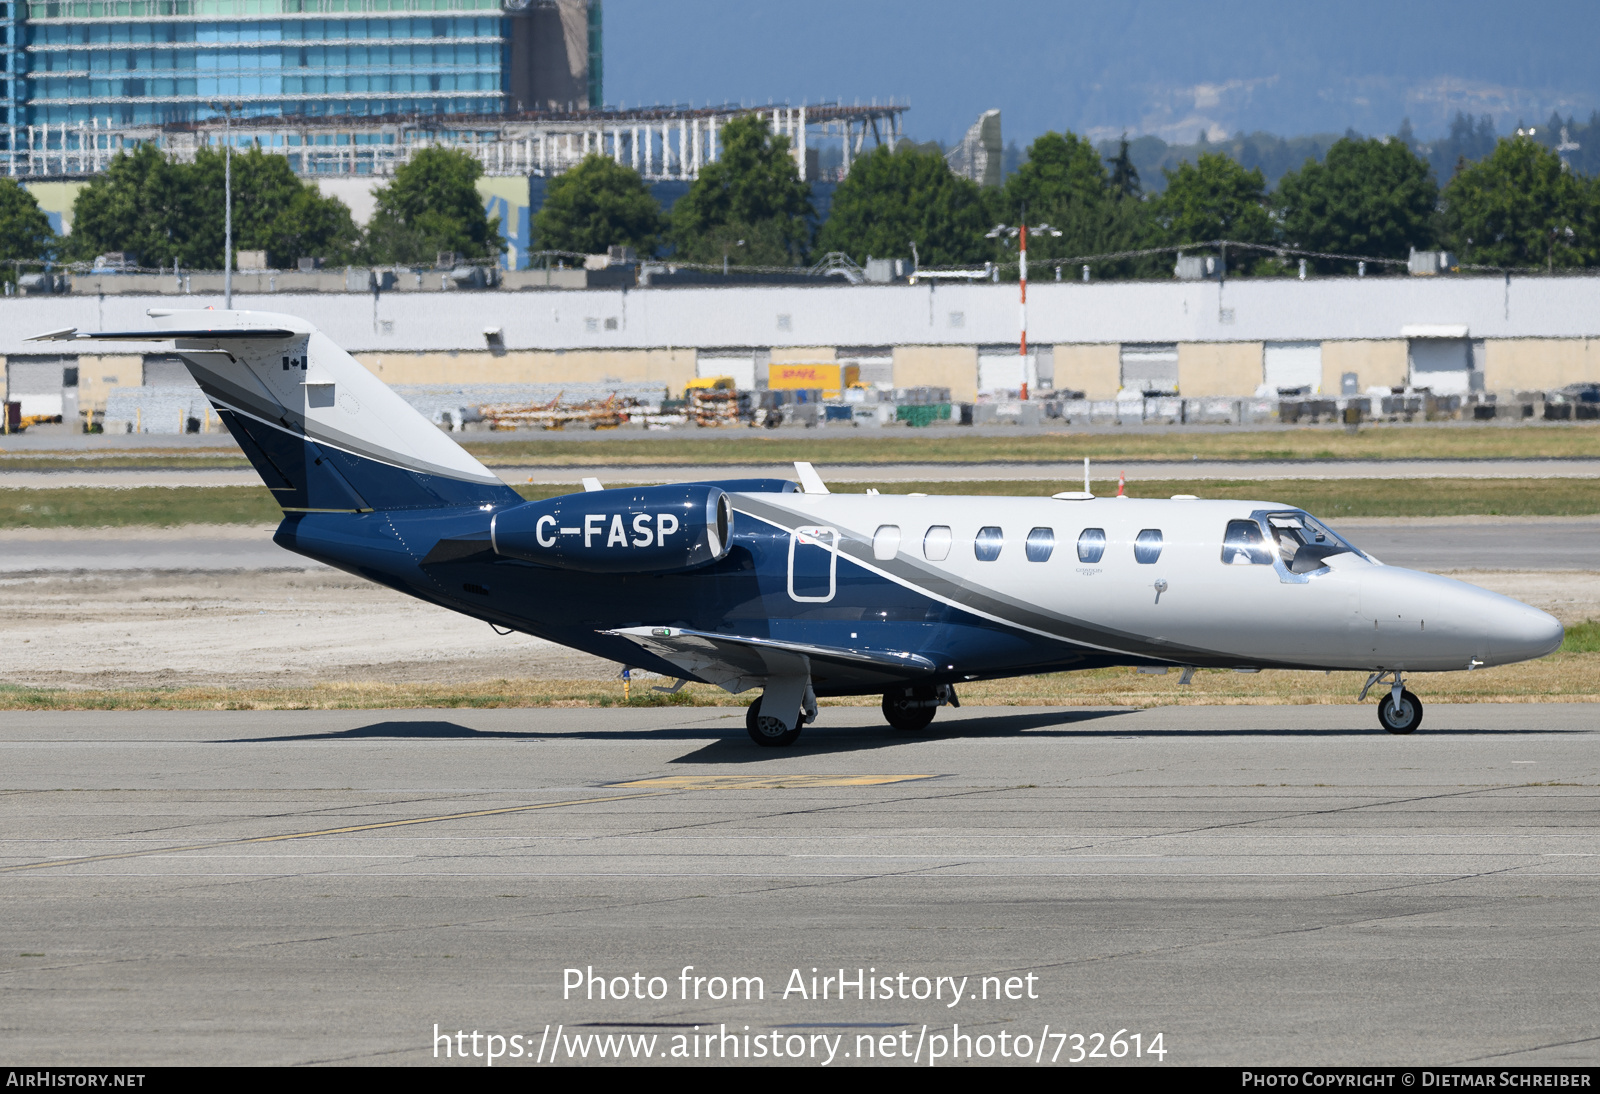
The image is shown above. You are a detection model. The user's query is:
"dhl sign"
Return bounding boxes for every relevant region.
[767,362,861,398]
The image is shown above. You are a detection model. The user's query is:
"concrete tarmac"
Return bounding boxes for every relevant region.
[4,458,1600,489]
[2,704,1596,1067]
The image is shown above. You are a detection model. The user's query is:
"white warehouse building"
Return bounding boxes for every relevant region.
[4,274,1600,418]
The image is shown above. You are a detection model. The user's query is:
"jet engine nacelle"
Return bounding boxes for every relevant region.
[490,484,732,574]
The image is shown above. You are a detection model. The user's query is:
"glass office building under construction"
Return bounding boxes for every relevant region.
[6,0,599,129]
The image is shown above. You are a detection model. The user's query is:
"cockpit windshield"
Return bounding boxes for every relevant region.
[1262,511,1367,573]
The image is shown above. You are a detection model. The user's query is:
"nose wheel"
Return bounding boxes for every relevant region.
[1360,671,1424,734]
[1377,689,1423,734]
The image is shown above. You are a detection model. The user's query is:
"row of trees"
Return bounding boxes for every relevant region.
[3,113,1598,278]
[538,115,1600,277]
[0,145,503,274]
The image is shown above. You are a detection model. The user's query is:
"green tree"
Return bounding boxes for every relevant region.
[670,114,813,265]
[69,144,357,269]
[1440,136,1597,269]
[1275,137,1437,273]
[993,130,1157,278]
[1151,152,1274,272]
[69,144,199,267]
[1153,152,1273,243]
[1001,131,1113,217]
[534,153,663,256]
[188,147,359,269]
[1108,135,1142,200]
[260,186,362,270]
[813,143,989,266]
[0,179,56,280]
[365,147,504,265]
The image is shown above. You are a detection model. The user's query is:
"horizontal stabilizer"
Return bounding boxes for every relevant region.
[604,625,935,694]
[27,327,296,342]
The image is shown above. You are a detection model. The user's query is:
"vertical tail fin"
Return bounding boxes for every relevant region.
[39,310,522,512]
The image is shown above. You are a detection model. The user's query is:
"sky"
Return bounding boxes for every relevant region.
[604,1,1600,148]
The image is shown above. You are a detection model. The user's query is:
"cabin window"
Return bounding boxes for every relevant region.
[1076,527,1106,563]
[872,525,902,561]
[1221,520,1273,565]
[923,525,952,561]
[974,526,1004,561]
[1134,529,1164,564]
[1025,527,1055,562]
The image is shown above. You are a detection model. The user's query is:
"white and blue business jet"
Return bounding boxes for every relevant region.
[32,311,1565,745]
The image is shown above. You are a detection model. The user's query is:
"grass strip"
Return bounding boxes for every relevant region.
[0,452,252,471]
[462,424,1600,466]
[2,650,1594,711]
[3,478,1597,528]
[6,423,1600,471]
[0,485,283,528]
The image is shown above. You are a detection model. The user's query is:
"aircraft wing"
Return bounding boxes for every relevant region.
[603,626,937,694]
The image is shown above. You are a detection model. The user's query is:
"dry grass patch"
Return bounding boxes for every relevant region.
[466,424,1600,467]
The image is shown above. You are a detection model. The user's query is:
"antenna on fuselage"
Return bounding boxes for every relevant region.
[1084,456,1090,494]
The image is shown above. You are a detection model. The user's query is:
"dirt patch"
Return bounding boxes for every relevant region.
[0,569,618,689]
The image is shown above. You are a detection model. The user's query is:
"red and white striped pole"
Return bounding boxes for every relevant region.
[1018,221,1029,401]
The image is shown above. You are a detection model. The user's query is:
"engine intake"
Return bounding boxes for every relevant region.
[490,484,732,574]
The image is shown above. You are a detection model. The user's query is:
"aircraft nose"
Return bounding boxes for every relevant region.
[1488,600,1565,663]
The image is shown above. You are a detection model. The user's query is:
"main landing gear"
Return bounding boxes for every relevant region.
[745,685,818,747]
[882,685,959,733]
[1359,670,1424,734]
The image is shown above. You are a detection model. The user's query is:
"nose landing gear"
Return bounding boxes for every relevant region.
[1359,670,1424,734]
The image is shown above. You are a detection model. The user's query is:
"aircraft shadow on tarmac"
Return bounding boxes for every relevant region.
[219,710,1588,753]
[219,718,730,743]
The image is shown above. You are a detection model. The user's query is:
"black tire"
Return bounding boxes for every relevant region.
[746,697,802,747]
[1377,689,1423,734]
[882,689,938,733]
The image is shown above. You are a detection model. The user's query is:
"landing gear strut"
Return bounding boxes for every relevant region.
[1359,670,1423,734]
[745,683,816,747]
[882,685,958,733]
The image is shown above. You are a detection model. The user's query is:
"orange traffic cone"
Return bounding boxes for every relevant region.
[1116,472,1126,496]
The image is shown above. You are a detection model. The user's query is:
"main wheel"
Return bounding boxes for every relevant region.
[882,689,938,733]
[746,697,802,747]
[1377,689,1423,734]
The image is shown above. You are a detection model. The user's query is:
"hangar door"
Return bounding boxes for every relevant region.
[1409,338,1484,394]
[1119,344,1178,395]
[5,356,76,420]
[1263,341,1322,395]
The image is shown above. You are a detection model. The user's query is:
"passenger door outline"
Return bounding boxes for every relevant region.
[787,525,838,603]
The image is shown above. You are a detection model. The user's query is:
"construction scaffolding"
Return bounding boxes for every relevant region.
[4,100,910,179]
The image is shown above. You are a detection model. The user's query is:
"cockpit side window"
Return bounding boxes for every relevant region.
[1264,511,1362,574]
[1221,520,1273,565]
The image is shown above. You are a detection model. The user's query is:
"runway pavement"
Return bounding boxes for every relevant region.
[1,704,1596,1067]
[4,458,1600,489]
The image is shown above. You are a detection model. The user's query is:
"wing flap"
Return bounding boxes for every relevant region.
[603,626,935,694]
